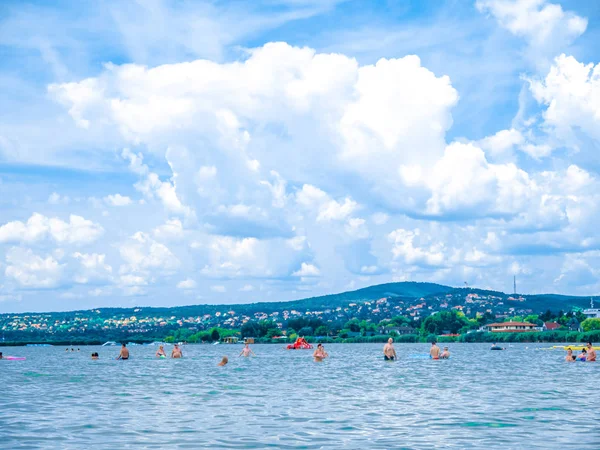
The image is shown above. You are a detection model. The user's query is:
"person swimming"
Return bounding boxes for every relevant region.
[430,342,441,360]
[565,349,575,362]
[156,345,167,358]
[586,342,596,362]
[171,344,183,359]
[239,343,256,357]
[577,348,587,361]
[440,347,450,359]
[91,352,99,360]
[218,356,228,366]
[116,343,129,360]
[313,343,329,362]
[383,338,397,361]
[0,352,3,359]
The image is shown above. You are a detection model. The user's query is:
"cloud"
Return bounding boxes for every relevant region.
[344,217,369,239]
[71,252,113,284]
[401,141,535,218]
[0,213,104,245]
[49,43,458,213]
[198,235,309,279]
[177,278,197,289]
[210,285,226,292]
[48,192,70,205]
[122,148,194,218]
[478,128,524,159]
[239,284,255,292]
[104,194,132,206]
[388,228,445,267]
[4,248,65,289]
[296,184,358,222]
[476,0,587,66]
[292,262,321,277]
[529,54,600,147]
[119,231,180,273]
[153,218,184,240]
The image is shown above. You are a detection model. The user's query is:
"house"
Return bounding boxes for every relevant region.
[567,317,580,332]
[543,322,561,331]
[380,326,416,335]
[485,322,536,333]
[583,299,600,319]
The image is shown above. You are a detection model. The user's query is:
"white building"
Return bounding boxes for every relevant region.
[583,299,600,319]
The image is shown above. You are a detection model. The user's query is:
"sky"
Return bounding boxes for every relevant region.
[1,0,600,312]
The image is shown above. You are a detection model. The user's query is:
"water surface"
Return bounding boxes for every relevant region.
[1,343,598,449]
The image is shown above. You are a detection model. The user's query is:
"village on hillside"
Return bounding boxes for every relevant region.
[2,289,599,345]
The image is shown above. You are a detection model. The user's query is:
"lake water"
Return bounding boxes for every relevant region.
[0,343,598,449]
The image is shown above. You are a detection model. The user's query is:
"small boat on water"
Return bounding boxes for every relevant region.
[101,341,118,346]
[213,341,220,345]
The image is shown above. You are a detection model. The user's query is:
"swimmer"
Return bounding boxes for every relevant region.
[171,344,183,359]
[91,352,99,360]
[313,343,329,362]
[565,349,575,362]
[383,338,397,361]
[0,352,3,359]
[116,343,129,360]
[430,342,441,360]
[440,347,450,359]
[218,356,228,366]
[239,343,256,357]
[156,345,167,357]
[586,342,596,362]
[577,348,587,361]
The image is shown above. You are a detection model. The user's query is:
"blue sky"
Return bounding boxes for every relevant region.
[1,0,600,312]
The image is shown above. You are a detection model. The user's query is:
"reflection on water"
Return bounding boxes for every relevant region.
[1,343,599,449]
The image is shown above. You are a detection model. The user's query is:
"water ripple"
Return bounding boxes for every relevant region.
[1,343,600,449]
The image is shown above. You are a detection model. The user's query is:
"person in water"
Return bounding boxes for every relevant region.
[586,342,596,361]
[440,347,450,359]
[383,338,397,361]
[239,343,256,357]
[116,343,129,360]
[577,348,587,361]
[0,352,3,359]
[313,343,329,362]
[565,349,575,362]
[91,352,99,360]
[430,342,441,360]
[218,356,228,366]
[171,344,183,359]
[156,345,167,357]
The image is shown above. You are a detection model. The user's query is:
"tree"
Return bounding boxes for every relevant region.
[315,325,329,336]
[581,318,600,332]
[420,311,470,336]
[344,319,361,332]
[211,328,220,341]
[539,309,554,322]
[241,321,261,338]
[524,314,542,326]
[298,326,314,336]
[266,328,281,338]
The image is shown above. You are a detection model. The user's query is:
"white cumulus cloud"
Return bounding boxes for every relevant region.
[0,213,104,245]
